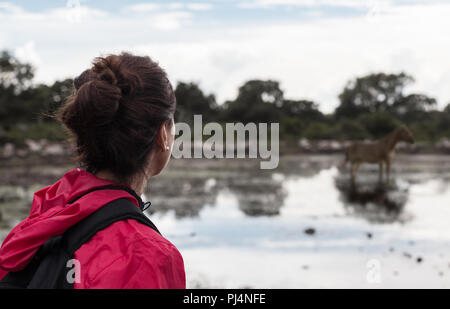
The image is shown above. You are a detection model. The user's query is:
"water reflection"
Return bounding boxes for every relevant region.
[334,176,409,223]
[146,173,287,217]
[226,177,287,216]
[145,155,338,218]
[2,155,450,288]
[150,161,450,288]
[146,176,220,218]
[1,155,448,226]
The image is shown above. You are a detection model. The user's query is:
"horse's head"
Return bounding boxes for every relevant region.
[397,125,415,144]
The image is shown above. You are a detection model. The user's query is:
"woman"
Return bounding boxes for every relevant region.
[0,52,185,289]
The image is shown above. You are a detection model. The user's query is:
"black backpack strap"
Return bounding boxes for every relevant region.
[67,184,147,210]
[1,197,160,289]
[32,198,160,289]
[63,197,161,254]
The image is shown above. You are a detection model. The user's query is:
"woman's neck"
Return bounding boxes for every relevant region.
[95,170,146,196]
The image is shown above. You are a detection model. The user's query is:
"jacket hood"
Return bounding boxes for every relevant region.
[0,168,140,272]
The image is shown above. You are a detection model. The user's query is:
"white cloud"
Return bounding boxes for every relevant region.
[133,3,450,112]
[237,0,434,9]
[237,0,372,9]
[126,3,161,13]
[1,1,449,112]
[0,2,23,14]
[167,2,185,10]
[0,2,45,20]
[125,2,212,13]
[151,11,193,30]
[14,41,41,68]
[49,6,108,23]
[186,3,213,11]
[0,2,107,22]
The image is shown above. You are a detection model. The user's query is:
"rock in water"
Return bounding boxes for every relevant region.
[304,228,316,235]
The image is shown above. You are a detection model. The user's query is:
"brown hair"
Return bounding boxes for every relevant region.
[57,52,176,182]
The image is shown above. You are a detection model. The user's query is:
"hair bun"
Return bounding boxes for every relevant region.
[74,69,97,90]
[93,56,142,97]
[68,57,125,129]
[93,58,119,87]
[73,78,121,127]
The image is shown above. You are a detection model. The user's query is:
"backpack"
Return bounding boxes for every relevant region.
[0,185,160,289]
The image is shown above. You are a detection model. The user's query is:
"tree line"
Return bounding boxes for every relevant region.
[1,50,450,146]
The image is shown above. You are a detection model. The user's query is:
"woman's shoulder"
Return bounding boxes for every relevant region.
[74,218,185,288]
[119,218,182,259]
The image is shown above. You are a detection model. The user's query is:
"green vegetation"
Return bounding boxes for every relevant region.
[1,50,449,146]
[0,51,73,145]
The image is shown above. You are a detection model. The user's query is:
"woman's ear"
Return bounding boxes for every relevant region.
[156,122,169,152]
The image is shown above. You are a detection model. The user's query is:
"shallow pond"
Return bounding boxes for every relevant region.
[1,154,450,288]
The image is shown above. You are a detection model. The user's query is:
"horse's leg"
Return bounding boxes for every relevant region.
[355,162,361,177]
[352,162,361,184]
[350,162,356,183]
[378,161,383,183]
[340,157,349,171]
[386,159,391,184]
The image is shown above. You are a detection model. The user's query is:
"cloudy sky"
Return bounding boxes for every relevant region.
[1,0,449,112]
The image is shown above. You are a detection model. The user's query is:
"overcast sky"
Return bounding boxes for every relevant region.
[1,0,449,113]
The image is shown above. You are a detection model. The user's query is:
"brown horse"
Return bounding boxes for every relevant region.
[343,125,415,184]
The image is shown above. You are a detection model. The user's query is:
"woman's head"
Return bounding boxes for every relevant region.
[57,52,176,183]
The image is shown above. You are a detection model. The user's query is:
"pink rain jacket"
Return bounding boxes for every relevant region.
[0,168,185,289]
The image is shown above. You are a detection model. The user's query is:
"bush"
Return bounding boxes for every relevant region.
[280,117,306,139]
[359,112,400,139]
[4,121,67,146]
[333,119,369,140]
[303,122,335,140]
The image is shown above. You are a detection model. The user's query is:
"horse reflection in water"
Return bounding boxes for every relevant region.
[334,174,410,223]
[342,125,415,184]
[337,125,414,222]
